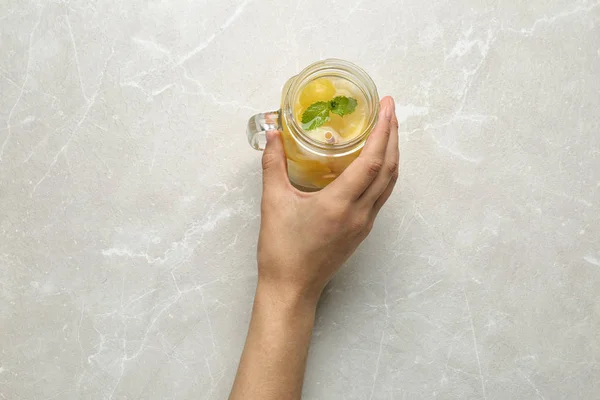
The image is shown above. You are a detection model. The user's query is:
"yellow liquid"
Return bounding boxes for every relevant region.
[281,77,369,190]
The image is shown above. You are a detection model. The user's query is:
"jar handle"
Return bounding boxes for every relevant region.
[246,110,281,150]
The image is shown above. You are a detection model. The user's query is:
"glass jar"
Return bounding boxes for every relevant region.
[247,59,379,190]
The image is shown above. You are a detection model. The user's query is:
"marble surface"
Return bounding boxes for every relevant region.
[1,0,599,398]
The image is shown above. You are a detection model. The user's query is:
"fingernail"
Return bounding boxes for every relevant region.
[388,96,396,112]
[382,98,394,120]
[266,130,277,143]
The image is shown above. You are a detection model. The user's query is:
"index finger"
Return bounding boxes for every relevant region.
[325,97,395,200]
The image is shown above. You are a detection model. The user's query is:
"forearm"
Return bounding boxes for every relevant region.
[229,280,318,400]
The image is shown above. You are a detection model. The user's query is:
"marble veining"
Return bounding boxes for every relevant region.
[1,0,599,399]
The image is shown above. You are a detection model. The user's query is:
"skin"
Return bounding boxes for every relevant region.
[229,96,399,400]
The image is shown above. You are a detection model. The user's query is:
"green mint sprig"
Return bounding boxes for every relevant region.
[301,96,357,131]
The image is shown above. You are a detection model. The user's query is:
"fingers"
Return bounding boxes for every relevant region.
[360,97,399,206]
[372,172,398,217]
[326,97,396,200]
[261,130,290,194]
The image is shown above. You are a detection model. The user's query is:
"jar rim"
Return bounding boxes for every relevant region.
[283,59,380,157]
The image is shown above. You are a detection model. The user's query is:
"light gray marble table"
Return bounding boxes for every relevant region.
[1,0,599,399]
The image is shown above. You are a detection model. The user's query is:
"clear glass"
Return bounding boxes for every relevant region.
[247,59,379,191]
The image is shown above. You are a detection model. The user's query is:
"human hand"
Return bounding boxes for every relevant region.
[229,97,398,400]
[257,96,399,304]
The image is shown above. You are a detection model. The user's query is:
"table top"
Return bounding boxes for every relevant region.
[1,0,599,399]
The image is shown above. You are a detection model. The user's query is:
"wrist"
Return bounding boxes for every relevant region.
[255,278,321,314]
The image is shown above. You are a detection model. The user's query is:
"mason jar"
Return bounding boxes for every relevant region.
[247,59,379,191]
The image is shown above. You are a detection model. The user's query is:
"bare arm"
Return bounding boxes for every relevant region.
[230,97,399,400]
[229,282,317,399]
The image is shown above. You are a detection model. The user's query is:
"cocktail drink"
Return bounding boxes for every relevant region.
[248,59,379,190]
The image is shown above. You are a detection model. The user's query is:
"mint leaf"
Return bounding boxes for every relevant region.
[301,96,358,131]
[329,96,357,117]
[301,101,330,130]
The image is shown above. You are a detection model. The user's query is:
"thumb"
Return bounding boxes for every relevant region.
[261,130,289,190]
